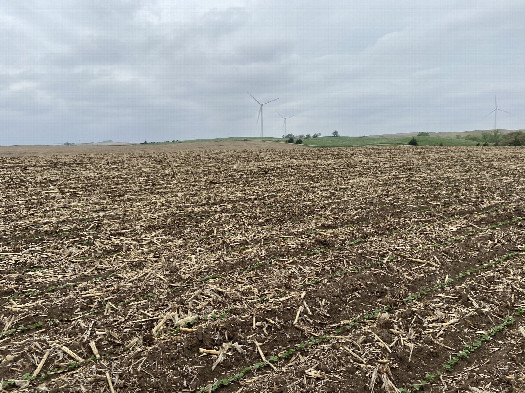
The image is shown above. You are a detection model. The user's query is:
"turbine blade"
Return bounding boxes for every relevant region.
[263,97,279,105]
[248,92,261,105]
[256,107,261,124]
[498,109,510,114]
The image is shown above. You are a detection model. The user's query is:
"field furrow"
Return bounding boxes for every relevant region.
[1,144,523,392]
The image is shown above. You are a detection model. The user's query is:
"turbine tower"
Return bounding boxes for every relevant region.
[248,93,279,138]
[278,113,294,134]
[488,95,509,132]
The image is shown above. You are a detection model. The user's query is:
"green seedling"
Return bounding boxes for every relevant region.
[199,274,220,282]
[402,307,523,392]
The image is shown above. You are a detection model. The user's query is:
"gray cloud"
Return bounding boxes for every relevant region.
[1,0,524,145]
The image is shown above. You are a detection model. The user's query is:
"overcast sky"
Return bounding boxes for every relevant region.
[1,1,524,145]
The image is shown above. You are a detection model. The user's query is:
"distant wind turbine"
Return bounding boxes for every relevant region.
[488,96,510,132]
[248,93,279,137]
[278,113,294,134]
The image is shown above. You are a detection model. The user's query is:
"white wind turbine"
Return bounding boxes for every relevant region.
[488,95,510,132]
[248,93,279,137]
[278,113,294,134]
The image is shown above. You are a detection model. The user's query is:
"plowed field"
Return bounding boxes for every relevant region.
[1,143,524,393]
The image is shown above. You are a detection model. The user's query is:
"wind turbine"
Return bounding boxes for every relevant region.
[278,113,294,134]
[488,95,510,132]
[248,93,279,137]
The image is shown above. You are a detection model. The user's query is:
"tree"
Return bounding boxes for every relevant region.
[408,137,418,146]
[492,129,502,145]
[332,130,339,137]
[509,137,522,146]
[313,133,321,138]
[500,131,525,146]
[465,134,482,142]
[481,130,503,145]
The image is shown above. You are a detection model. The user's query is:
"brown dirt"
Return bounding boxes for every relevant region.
[0,140,302,156]
[0,143,524,393]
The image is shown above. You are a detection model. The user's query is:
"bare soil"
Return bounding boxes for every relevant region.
[0,143,524,393]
